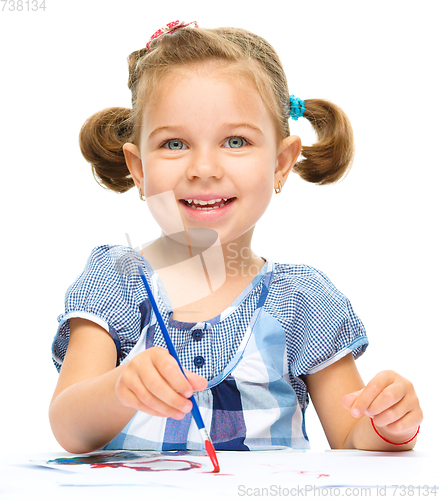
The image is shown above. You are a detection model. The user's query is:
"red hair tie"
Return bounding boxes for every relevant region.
[146,20,199,51]
[370,418,420,445]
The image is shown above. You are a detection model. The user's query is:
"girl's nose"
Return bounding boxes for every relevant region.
[185,148,224,180]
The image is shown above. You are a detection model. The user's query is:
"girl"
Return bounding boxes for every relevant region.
[49,21,422,454]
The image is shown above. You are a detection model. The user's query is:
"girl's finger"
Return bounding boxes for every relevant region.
[382,407,423,437]
[365,382,405,418]
[117,384,178,418]
[350,371,397,417]
[136,364,193,416]
[341,389,364,410]
[184,369,208,392]
[370,398,410,428]
[152,351,196,399]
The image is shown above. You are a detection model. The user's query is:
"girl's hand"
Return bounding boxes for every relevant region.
[342,370,422,442]
[115,346,207,420]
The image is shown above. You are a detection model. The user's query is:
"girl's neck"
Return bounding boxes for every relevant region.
[140,228,265,285]
[139,229,266,323]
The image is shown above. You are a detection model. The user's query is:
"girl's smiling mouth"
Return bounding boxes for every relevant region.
[179,197,236,220]
[182,197,235,210]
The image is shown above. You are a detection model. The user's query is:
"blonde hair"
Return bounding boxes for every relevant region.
[79,26,354,193]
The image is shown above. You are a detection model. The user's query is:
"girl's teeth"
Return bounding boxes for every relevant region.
[188,198,224,205]
[184,197,229,209]
[195,203,226,210]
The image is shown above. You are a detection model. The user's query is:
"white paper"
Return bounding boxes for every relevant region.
[24,449,439,493]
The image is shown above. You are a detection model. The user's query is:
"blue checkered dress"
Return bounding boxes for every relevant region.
[53,245,368,450]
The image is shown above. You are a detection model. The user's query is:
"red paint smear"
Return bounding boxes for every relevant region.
[91,459,202,472]
[201,473,233,476]
[262,464,330,478]
[205,439,220,473]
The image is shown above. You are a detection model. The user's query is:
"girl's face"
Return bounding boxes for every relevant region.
[124,63,300,249]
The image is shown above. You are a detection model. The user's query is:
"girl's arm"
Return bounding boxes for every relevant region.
[49,318,206,453]
[304,353,422,451]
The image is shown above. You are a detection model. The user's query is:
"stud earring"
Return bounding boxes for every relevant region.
[274,180,282,194]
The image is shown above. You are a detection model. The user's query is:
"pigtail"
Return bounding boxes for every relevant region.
[127,47,148,93]
[294,99,355,185]
[79,107,135,193]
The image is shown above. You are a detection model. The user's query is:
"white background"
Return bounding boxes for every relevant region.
[0,0,437,454]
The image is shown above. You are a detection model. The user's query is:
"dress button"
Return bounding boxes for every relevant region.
[193,356,205,368]
[192,329,204,341]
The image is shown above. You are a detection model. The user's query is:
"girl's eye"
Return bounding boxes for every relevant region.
[224,136,248,149]
[164,139,187,150]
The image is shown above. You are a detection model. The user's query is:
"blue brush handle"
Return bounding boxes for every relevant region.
[138,266,205,431]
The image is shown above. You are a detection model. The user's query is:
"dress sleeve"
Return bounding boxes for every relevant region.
[285,265,368,379]
[52,245,144,372]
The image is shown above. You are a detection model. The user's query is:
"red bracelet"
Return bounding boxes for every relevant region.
[370,417,420,445]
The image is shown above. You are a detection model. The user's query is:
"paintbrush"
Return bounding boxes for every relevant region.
[137,265,220,473]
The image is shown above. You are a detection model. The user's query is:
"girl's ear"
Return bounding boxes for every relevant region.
[123,143,144,190]
[275,135,302,188]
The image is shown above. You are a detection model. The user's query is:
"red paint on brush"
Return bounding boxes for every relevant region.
[205,439,220,473]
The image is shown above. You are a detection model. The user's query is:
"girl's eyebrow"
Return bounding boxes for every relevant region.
[148,125,184,140]
[148,123,263,140]
[222,122,263,134]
